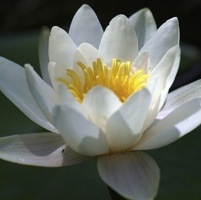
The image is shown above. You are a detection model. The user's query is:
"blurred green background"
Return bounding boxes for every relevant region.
[0,0,201,199]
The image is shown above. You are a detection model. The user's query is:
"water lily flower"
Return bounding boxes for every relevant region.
[0,4,201,200]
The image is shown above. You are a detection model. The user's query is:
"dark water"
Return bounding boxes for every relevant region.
[0,33,200,200]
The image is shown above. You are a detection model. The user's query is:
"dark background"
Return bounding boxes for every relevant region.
[0,1,201,199]
[0,0,201,47]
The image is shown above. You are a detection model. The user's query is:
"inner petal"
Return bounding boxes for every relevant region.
[57,58,149,103]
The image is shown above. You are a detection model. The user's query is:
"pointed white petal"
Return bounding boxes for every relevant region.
[49,26,76,68]
[97,151,160,200]
[156,46,180,111]
[132,51,149,72]
[0,132,86,167]
[38,26,52,86]
[129,8,157,50]
[99,15,138,65]
[140,17,179,69]
[0,57,57,133]
[135,98,201,150]
[106,89,151,152]
[82,86,122,130]
[69,4,103,48]
[53,104,109,156]
[143,46,180,131]
[158,79,201,119]
[74,43,103,68]
[25,65,58,123]
[151,46,181,112]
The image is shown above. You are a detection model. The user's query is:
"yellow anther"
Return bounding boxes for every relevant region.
[66,69,81,92]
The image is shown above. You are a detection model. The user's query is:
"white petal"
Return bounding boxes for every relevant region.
[53,104,109,156]
[57,84,88,118]
[49,26,76,68]
[140,17,179,69]
[155,46,180,111]
[129,8,157,50]
[69,4,103,48]
[105,89,151,152]
[38,26,52,86]
[144,46,180,130]
[97,151,160,200]
[48,61,70,93]
[0,57,57,133]
[142,77,160,130]
[150,46,180,113]
[0,132,86,167]
[132,51,149,72]
[157,79,201,120]
[82,86,122,130]
[99,15,138,65]
[48,62,58,91]
[74,43,103,67]
[135,98,201,150]
[25,65,58,123]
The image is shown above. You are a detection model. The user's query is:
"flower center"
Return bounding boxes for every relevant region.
[58,58,149,103]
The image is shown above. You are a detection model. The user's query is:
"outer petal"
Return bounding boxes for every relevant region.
[129,8,157,50]
[49,26,76,68]
[105,89,151,152]
[82,86,122,130]
[38,26,52,86]
[69,4,103,48]
[157,79,201,119]
[25,65,58,124]
[97,151,160,200]
[148,46,180,117]
[0,132,86,167]
[143,46,180,131]
[140,17,179,69]
[153,46,180,111]
[135,98,201,150]
[0,57,56,133]
[53,104,109,156]
[99,15,138,65]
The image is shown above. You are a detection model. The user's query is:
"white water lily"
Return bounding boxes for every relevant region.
[0,4,201,200]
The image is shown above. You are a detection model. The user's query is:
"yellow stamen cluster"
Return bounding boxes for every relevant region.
[58,58,149,103]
